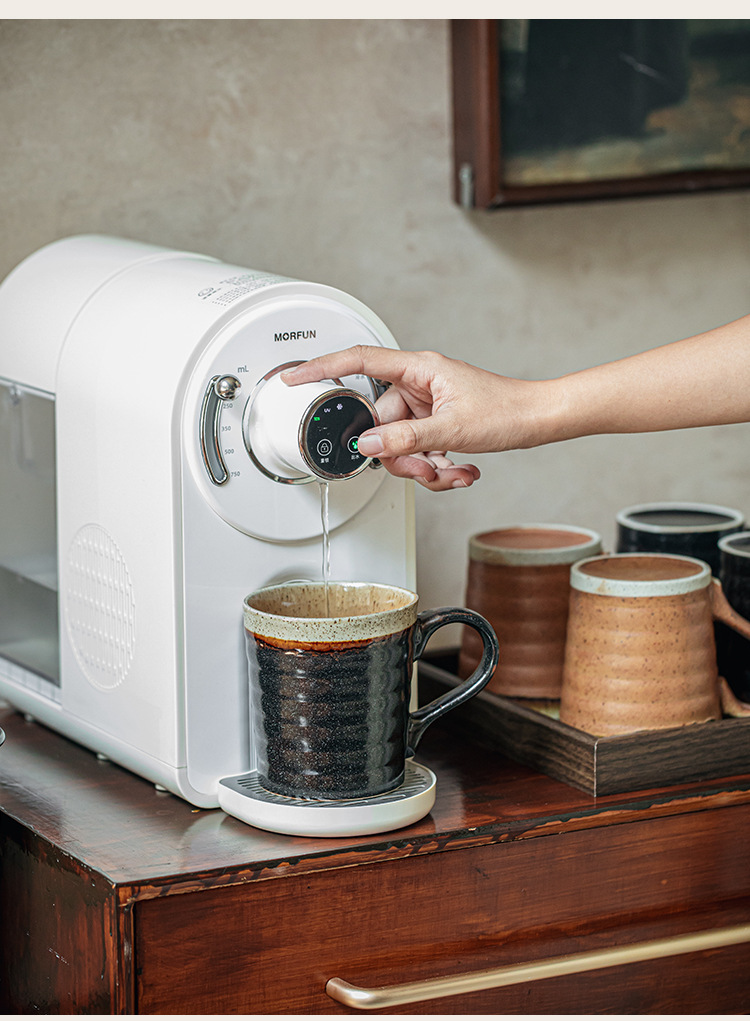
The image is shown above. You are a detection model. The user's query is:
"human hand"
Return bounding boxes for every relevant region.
[279,315,750,491]
[281,347,526,491]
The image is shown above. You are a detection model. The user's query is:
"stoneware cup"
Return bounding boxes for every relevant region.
[717,531,750,704]
[458,524,602,699]
[244,581,499,800]
[560,552,750,736]
[615,501,744,575]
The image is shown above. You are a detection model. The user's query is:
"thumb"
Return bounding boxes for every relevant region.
[357,417,448,458]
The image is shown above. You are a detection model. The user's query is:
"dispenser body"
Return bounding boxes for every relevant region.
[0,236,415,807]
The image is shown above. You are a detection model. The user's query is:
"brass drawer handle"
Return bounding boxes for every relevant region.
[325,922,750,1010]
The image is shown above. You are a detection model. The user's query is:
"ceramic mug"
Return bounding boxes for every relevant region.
[244,581,499,800]
[716,532,750,704]
[615,501,744,575]
[560,553,750,736]
[458,524,602,699]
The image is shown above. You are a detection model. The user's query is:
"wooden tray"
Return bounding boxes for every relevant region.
[418,651,750,796]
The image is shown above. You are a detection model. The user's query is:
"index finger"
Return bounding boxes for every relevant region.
[280,345,408,386]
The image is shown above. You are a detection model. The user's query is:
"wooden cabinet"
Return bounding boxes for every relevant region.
[1,704,749,1013]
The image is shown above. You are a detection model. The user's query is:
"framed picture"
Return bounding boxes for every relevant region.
[451,19,750,208]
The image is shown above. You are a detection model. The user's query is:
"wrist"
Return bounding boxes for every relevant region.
[505,377,577,449]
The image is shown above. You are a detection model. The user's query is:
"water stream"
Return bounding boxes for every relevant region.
[319,481,331,616]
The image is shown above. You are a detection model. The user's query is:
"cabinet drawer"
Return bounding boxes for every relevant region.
[134,805,750,1013]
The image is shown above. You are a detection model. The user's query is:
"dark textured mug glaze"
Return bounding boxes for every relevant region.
[244,582,499,800]
[717,532,750,703]
[616,502,744,575]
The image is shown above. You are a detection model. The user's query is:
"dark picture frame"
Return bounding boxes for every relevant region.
[451,19,750,209]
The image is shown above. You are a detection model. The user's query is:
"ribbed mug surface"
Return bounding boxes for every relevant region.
[560,554,721,735]
[459,524,602,698]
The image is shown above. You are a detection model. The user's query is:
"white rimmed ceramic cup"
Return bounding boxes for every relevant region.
[615,501,744,575]
[458,524,602,699]
[560,553,750,736]
[244,581,499,800]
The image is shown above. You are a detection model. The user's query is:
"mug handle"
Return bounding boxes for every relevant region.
[710,579,750,718]
[406,607,499,755]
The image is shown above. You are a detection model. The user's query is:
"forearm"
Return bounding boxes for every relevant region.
[281,315,750,480]
[526,314,750,446]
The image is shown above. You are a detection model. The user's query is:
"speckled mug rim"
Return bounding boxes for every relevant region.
[616,501,745,534]
[243,580,418,642]
[571,552,711,598]
[469,523,602,567]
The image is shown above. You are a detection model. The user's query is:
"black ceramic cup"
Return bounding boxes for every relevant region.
[616,502,744,575]
[243,581,499,800]
[717,532,750,704]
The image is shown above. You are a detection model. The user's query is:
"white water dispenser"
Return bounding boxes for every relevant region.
[0,235,419,834]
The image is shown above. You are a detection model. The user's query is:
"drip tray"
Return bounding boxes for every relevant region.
[218,761,436,838]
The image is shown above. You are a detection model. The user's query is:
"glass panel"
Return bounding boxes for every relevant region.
[0,380,59,684]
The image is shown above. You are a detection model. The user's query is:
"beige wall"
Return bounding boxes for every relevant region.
[3,19,750,617]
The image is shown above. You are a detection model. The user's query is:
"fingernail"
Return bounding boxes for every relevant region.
[452,478,469,489]
[357,432,384,456]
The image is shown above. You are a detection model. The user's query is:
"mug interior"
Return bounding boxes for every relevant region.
[571,553,711,597]
[479,526,594,549]
[470,524,601,566]
[246,581,415,619]
[719,531,750,558]
[616,502,744,533]
[580,555,704,582]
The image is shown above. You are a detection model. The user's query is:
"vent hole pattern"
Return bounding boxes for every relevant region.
[66,524,136,690]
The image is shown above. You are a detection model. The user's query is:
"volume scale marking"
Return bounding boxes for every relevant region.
[199,374,242,486]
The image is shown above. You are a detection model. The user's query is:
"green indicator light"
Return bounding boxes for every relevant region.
[313,416,321,421]
[351,439,358,450]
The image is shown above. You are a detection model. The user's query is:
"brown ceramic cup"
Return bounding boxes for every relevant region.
[560,553,750,736]
[458,524,602,699]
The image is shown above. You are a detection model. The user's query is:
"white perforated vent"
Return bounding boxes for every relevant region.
[65,524,135,690]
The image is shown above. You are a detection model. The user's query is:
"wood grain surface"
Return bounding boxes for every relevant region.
[1,699,749,1012]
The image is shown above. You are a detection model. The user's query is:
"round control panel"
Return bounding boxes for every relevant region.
[243,364,379,484]
[299,390,377,480]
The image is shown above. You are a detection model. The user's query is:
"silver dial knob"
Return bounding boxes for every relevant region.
[215,375,242,401]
